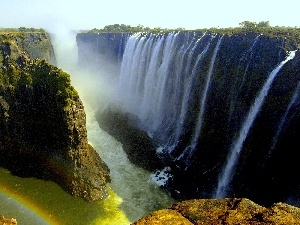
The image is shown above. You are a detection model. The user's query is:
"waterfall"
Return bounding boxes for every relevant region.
[164,32,201,149]
[171,33,213,153]
[177,35,223,165]
[215,50,297,198]
[269,81,300,153]
[116,32,225,160]
[117,33,130,63]
[76,30,300,206]
[228,35,261,123]
[49,30,175,224]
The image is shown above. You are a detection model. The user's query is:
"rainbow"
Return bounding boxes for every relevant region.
[0,169,61,224]
[0,167,130,225]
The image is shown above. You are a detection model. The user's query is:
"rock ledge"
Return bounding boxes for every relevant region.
[133,198,300,224]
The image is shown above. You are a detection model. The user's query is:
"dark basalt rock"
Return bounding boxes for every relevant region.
[97,108,164,171]
[81,30,300,206]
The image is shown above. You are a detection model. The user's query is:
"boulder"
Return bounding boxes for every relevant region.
[133,198,300,224]
[0,215,17,225]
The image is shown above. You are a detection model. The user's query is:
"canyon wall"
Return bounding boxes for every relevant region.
[77,29,300,206]
[0,30,110,202]
[76,32,128,70]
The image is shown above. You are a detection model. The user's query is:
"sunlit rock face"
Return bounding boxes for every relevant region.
[0,214,17,225]
[0,31,110,202]
[77,30,300,206]
[132,198,300,225]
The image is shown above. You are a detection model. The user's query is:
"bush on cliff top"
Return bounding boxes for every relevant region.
[80,22,300,48]
[0,58,78,107]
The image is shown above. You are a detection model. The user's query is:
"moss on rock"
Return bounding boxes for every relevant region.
[0,31,110,202]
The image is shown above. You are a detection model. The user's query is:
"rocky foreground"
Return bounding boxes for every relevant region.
[133,198,300,224]
[0,29,110,202]
[0,215,17,225]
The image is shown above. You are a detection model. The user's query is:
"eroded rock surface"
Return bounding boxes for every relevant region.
[133,198,300,224]
[0,30,110,202]
[0,215,17,225]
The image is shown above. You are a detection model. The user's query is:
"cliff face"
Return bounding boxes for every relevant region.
[76,32,128,70]
[77,30,300,206]
[0,31,110,202]
[0,31,56,65]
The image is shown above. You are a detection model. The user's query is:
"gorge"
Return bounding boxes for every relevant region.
[0,30,110,203]
[77,29,300,207]
[1,26,300,224]
[0,28,175,224]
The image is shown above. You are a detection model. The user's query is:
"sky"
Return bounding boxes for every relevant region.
[0,0,299,32]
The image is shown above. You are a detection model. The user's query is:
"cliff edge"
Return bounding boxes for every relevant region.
[0,29,110,202]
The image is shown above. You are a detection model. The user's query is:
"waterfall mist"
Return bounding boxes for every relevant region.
[49,28,175,223]
[50,27,119,110]
[105,31,300,206]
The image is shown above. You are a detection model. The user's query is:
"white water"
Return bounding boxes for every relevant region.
[117,32,228,165]
[52,30,175,223]
[215,50,297,198]
[178,35,223,165]
[171,33,212,153]
[169,33,202,140]
[269,81,300,152]
[228,35,261,123]
[79,92,175,223]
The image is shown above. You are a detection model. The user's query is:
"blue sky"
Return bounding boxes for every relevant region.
[0,0,299,31]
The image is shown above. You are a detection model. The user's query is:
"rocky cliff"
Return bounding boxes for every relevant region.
[133,198,300,225]
[77,28,300,206]
[0,30,56,65]
[0,30,110,202]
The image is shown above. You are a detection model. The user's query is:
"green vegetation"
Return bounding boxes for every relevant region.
[239,20,271,29]
[0,27,46,42]
[198,21,300,48]
[0,58,78,107]
[81,23,175,34]
[1,29,56,70]
[29,59,78,100]
[80,21,300,48]
[0,27,46,33]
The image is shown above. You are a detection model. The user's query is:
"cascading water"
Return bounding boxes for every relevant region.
[54,31,176,223]
[77,30,300,206]
[0,30,175,225]
[178,35,224,166]
[215,50,297,198]
[228,34,261,124]
[269,81,300,153]
[171,33,209,152]
[116,32,224,165]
